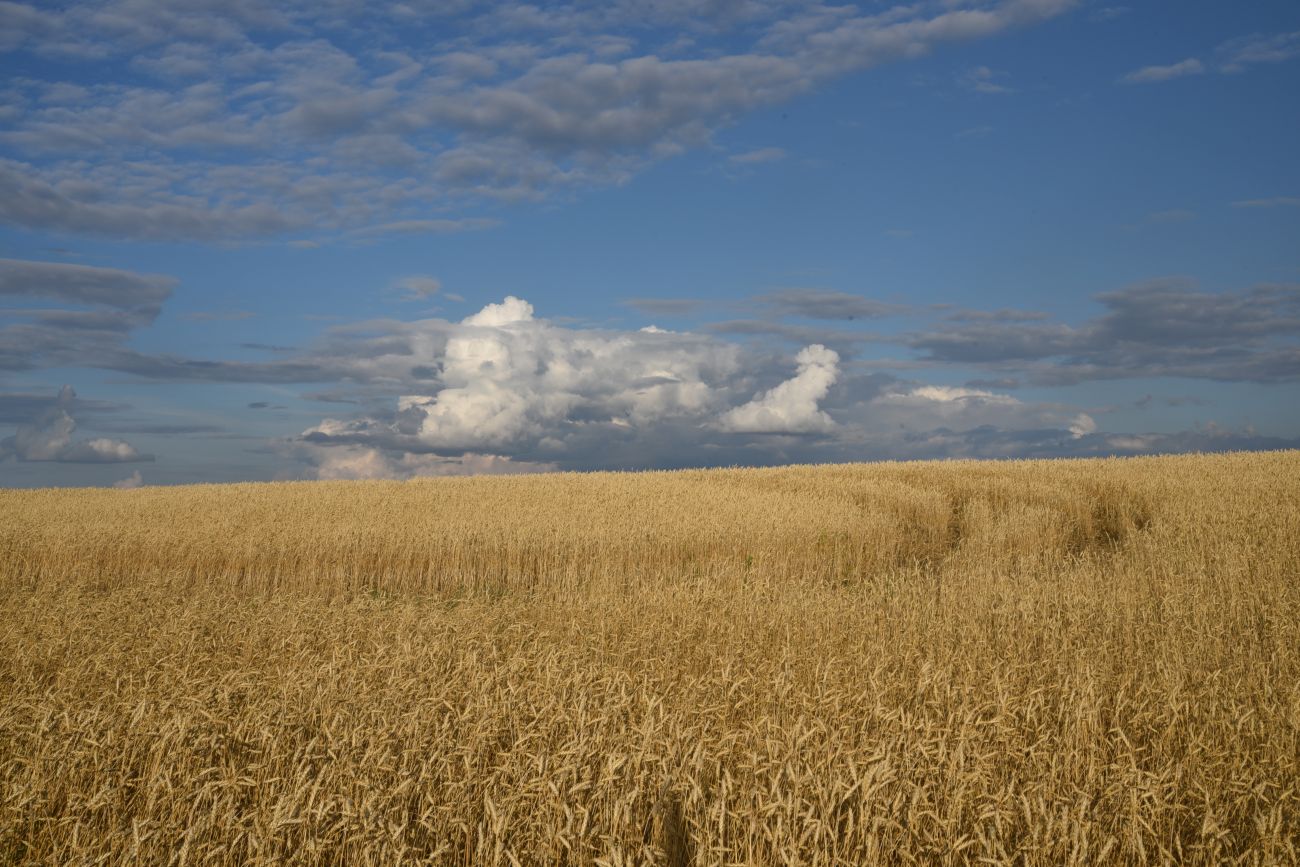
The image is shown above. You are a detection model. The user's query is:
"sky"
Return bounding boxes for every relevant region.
[1,0,1298,488]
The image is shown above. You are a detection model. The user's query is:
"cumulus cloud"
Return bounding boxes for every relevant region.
[720,344,839,433]
[1068,413,1097,438]
[299,295,747,460]
[0,385,152,463]
[112,469,144,488]
[295,443,557,481]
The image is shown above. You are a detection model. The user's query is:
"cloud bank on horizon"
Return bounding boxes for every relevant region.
[1,0,1298,485]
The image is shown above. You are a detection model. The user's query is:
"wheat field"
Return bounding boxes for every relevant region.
[1,451,1298,865]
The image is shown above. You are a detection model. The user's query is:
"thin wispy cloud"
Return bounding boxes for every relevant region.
[728,147,788,166]
[1233,197,1300,209]
[959,66,1014,94]
[1121,58,1204,84]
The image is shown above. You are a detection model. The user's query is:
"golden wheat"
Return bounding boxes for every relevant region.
[2,451,1298,864]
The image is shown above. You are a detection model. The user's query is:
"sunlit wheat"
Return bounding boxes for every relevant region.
[2,451,1298,864]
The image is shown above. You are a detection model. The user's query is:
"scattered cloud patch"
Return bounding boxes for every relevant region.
[1121,31,1299,86]
[393,275,442,300]
[0,0,1079,241]
[960,66,1013,94]
[1217,30,1300,74]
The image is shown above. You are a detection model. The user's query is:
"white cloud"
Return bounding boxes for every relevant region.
[720,344,839,433]
[304,296,745,456]
[112,470,144,488]
[1068,413,1097,438]
[907,385,1021,405]
[299,443,557,480]
[1121,58,1205,84]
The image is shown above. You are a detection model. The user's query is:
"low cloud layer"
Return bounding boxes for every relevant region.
[2,262,1297,481]
[1,386,151,464]
[281,296,1205,479]
[910,280,1300,384]
[1,258,175,372]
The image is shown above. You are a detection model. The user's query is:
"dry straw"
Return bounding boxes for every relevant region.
[2,451,1298,864]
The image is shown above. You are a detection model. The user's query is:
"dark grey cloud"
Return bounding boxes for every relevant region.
[623,297,708,317]
[709,319,878,356]
[755,288,905,320]
[0,257,178,371]
[0,257,174,311]
[939,307,1051,323]
[911,280,1300,383]
[240,342,297,352]
[0,389,126,423]
[0,385,152,463]
[93,422,226,435]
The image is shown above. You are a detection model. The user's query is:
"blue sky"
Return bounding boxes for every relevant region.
[2,0,1298,487]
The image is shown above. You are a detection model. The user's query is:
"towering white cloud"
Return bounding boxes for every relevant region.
[305,296,745,459]
[720,344,840,433]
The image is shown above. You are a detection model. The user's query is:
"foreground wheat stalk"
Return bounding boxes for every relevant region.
[2,452,1298,864]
